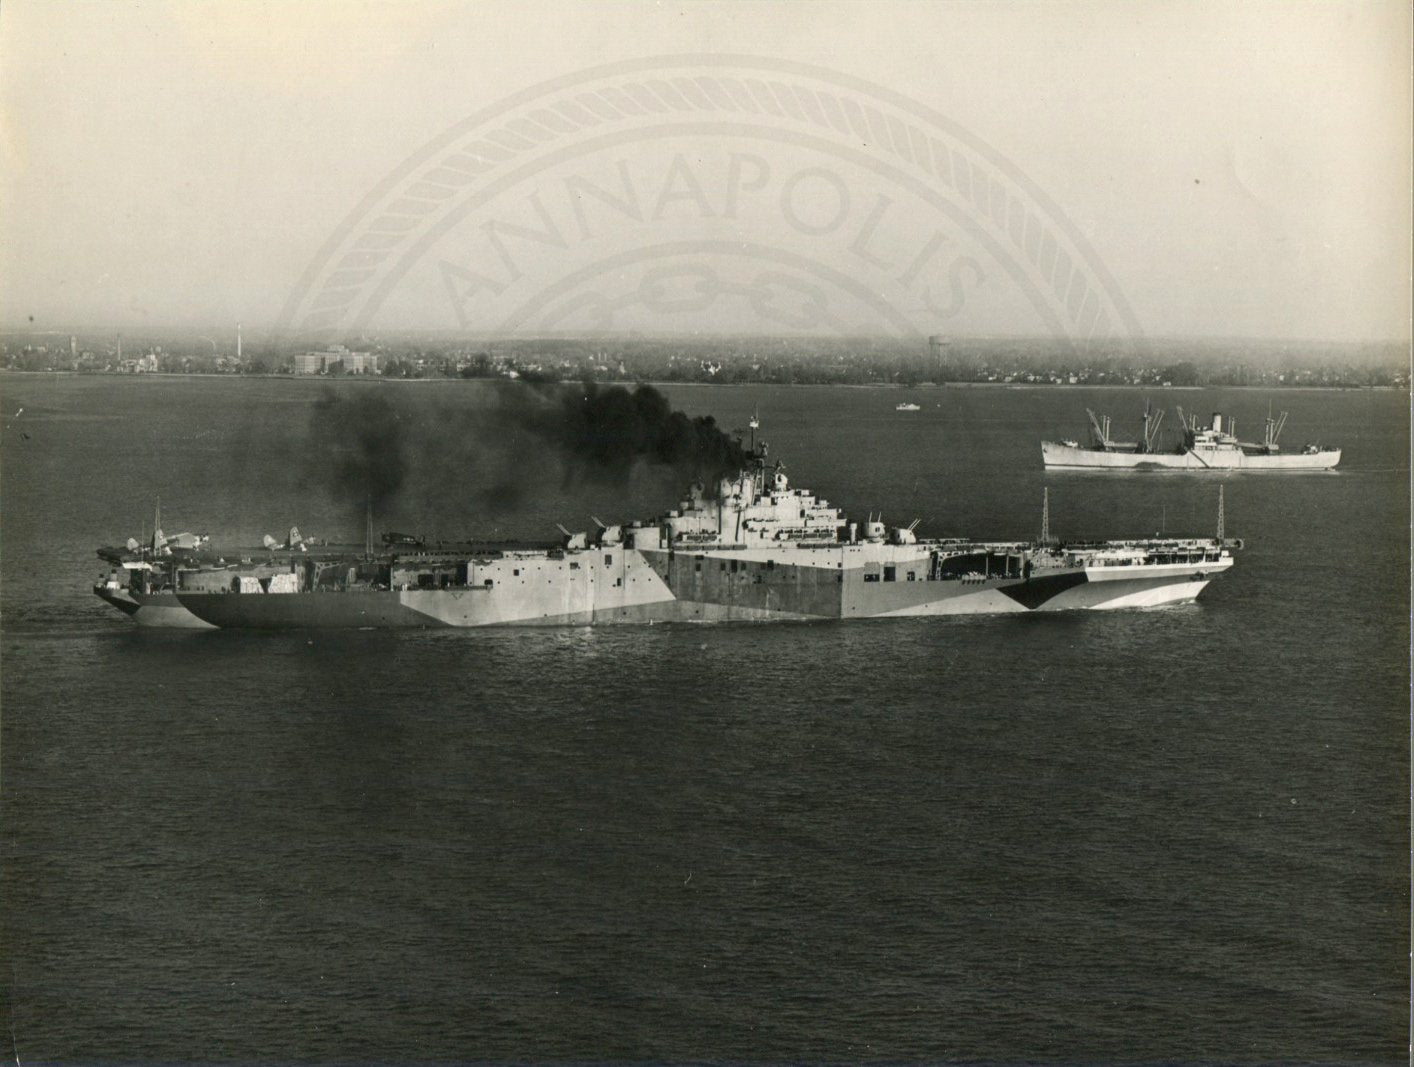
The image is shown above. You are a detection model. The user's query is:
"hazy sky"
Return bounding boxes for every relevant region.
[1,0,1409,342]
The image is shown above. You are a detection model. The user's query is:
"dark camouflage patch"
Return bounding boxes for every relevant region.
[1000,571,1088,610]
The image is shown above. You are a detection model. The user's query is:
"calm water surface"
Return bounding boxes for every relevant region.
[2,375,1408,1063]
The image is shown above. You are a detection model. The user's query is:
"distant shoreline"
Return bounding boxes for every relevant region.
[0,368,1403,393]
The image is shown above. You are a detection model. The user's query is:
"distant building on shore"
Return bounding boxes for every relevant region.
[119,353,159,373]
[294,345,379,374]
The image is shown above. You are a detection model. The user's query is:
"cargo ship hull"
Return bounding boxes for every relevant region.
[1042,441,1341,471]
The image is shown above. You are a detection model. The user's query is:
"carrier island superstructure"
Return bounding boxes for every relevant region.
[96,439,1240,629]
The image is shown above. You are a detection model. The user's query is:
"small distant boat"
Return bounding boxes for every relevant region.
[896,402,921,412]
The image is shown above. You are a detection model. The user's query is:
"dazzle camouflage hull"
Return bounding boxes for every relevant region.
[94,583,215,629]
[97,439,1239,629]
[157,546,1228,628]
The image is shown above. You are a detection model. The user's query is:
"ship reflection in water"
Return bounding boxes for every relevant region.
[95,426,1241,630]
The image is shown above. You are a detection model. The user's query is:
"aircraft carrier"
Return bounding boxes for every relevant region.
[96,431,1241,629]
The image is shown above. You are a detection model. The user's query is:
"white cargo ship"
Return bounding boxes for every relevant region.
[1042,405,1340,471]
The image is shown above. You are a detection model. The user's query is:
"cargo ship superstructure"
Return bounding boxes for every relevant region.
[96,435,1242,629]
[1042,405,1340,470]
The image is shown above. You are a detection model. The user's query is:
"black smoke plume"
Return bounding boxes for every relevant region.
[306,382,749,526]
[308,390,407,514]
[494,380,748,490]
